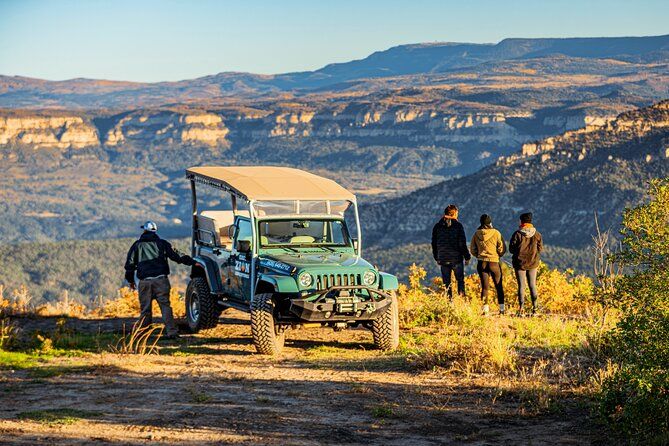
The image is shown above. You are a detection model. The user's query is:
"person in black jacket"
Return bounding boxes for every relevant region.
[509,212,543,316]
[124,221,194,338]
[431,204,471,300]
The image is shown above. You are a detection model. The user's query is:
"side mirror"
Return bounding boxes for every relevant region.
[236,239,251,254]
[228,224,238,239]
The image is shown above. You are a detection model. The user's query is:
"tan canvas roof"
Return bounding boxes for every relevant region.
[186,166,356,201]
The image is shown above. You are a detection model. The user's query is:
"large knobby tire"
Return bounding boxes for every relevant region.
[186,277,221,332]
[372,291,400,351]
[250,293,285,355]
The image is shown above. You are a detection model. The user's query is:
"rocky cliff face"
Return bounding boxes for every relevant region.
[502,102,669,166]
[0,116,99,149]
[364,100,669,249]
[0,106,615,153]
[223,107,530,145]
[103,112,230,147]
[0,111,232,149]
[541,114,614,132]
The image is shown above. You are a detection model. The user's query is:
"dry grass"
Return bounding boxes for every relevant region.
[1,281,186,320]
[110,322,163,355]
[186,386,214,404]
[94,286,184,318]
[402,262,598,330]
[398,265,612,384]
[35,291,87,318]
[16,408,101,426]
[0,284,34,316]
[1,286,87,318]
[0,318,17,350]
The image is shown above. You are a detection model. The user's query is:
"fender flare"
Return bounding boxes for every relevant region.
[191,256,224,293]
[257,273,299,293]
[378,271,399,291]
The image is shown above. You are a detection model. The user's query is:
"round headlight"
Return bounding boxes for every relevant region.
[362,270,377,286]
[298,272,313,288]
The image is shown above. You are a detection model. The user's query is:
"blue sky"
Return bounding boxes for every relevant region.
[1,0,667,82]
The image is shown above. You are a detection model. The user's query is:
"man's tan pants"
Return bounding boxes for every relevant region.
[138,276,178,336]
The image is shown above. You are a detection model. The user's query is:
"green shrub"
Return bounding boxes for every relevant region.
[600,367,669,442]
[599,178,669,443]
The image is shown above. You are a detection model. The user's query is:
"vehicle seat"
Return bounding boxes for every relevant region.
[290,235,315,244]
[198,210,249,249]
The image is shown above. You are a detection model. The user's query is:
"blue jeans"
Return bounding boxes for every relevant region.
[440,262,465,299]
[515,268,538,309]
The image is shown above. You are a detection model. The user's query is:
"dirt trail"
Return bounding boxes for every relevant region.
[0,311,605,445]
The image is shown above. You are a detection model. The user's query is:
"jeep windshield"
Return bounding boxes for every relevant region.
[258,219,352,248]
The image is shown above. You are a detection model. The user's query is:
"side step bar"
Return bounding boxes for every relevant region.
[216,296,250,313]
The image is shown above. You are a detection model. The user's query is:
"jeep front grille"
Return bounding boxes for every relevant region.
[316,273,361,290]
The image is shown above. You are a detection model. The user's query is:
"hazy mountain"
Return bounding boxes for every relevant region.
[287,35,669,86]
[1,35,668,108]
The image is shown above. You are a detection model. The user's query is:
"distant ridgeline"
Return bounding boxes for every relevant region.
[1,34,668,105]
[363,100,669,267]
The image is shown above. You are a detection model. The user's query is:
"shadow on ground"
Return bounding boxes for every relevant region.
[0,361,606,445]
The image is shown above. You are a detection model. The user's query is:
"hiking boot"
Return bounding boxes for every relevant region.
[482,304,490,316]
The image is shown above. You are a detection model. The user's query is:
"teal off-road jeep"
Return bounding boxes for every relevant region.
[184,166,400,355]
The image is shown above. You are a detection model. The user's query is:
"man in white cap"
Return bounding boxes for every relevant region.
[124,221,194,339]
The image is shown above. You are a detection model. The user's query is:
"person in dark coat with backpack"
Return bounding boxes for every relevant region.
[431,204,471,300]
[124,221,194,339]
[509,212,543,316]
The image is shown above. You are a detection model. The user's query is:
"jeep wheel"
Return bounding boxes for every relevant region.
[186,277,221,332]
[371,291,400,351]
[251,293,285,355]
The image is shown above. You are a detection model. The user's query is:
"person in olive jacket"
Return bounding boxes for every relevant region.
[509,212,543,315]
[470,214,506,315]
[432,204,471,300]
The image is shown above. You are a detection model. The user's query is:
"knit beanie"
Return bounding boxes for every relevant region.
[520,212,533,224]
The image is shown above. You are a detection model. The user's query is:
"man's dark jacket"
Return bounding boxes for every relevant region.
[124,232,194,283]
[431,218,471,264]
[509,226,543,270]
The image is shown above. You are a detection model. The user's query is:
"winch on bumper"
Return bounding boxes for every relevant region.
[288,286,393,322]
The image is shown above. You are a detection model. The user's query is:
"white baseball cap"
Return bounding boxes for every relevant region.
[141,221,158,232]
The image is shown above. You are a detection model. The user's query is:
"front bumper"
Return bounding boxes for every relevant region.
[288,286,392,322]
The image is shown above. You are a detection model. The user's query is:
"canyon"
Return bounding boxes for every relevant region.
[0,106,610,153]
[0,35,667,267]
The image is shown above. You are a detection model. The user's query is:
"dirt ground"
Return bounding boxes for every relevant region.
[0,311,608,445]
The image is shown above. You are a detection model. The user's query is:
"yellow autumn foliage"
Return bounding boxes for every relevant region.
[94,286,185,318]
[397,264,610,375]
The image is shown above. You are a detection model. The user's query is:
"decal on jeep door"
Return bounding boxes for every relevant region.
[234,260,250,278]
